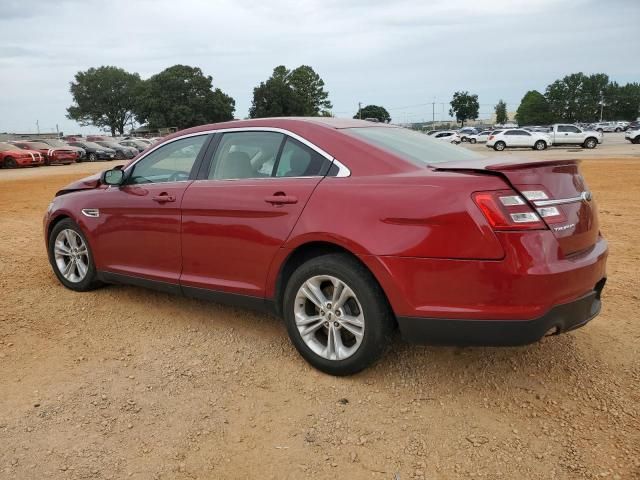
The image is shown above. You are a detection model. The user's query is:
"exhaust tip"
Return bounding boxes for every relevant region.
[544,326,560,337]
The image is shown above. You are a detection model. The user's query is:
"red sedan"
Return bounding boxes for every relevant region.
[0,142,45,168]
[11,141,77,165]
[43,118,607,375]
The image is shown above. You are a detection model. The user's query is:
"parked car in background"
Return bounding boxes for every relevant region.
[67,141,116,161]
[94,141,138,159]
[458,127,478,142]
[43,117,607,375]
[9,141,76,165]
[466,131,492,144]
[547,124,602,149]
[0,142,45,168]
[119,139,150,153]
[486,129,552,151]
[624,128,640,144]
[433,130,461,144]
[591,122,619,133]
[86,136,110,142]
[36,138,85,160]
[626,120,640,131]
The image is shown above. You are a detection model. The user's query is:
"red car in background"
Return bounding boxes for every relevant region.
[43,118,608,375]
[0,142,45,168]
[11,141,77,166]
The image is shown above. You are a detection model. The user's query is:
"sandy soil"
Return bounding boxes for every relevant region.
[0,157,638,479]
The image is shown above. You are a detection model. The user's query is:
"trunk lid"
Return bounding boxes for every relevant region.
[433,158,599,256]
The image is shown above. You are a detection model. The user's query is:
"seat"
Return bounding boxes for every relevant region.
[219,151,254,179]
[285,151,311,177]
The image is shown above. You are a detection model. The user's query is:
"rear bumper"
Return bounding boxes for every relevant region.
[398,278,605,345]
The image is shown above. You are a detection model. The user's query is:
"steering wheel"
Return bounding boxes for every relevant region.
[168,171,189,182]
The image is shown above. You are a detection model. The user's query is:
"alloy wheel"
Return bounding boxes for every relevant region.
[54,229,90,283]
[294,275,365,361]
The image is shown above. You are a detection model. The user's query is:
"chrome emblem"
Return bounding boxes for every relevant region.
[581,191,592,202]
[554,223,575,232]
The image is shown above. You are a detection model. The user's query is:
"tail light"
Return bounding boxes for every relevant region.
[488,135,495,140]
[473,190,547,230]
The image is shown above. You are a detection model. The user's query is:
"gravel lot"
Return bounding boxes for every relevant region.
[0,141,639,479]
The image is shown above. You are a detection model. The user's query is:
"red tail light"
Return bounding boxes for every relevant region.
[473,190,547,231]
[488,135,495,140]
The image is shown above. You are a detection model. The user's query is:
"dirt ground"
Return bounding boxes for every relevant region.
[0,157,638,480]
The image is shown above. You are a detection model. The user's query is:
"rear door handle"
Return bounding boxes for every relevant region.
[264,194,298,205]
[152,193,176,203]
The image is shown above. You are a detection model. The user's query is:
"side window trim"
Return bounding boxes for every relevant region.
[123,133,213,185]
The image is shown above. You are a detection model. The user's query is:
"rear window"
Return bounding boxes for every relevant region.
[344,127,483,166]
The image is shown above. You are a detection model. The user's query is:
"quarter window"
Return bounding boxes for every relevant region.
[275,138,329,177]
[128,135,207,184]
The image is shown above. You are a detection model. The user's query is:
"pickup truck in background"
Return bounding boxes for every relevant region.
[547,124,603,149]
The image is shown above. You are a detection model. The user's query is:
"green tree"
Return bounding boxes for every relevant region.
[494,100,508,125]
[604,82,640,120]
[515,90,553,125]
[449,91,479,126]
[67,66,141,135]
[544,72,609,122]
[249,65,332,118]
[354,104,391,123]
[134,65,235,129]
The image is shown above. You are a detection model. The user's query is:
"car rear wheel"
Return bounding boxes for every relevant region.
[88,153,97,162]
[633,137,640,144]
[615,127,622,132]
[115,151,124,160]
[283,253,394,376]
[584,138,597,149]
[4,157,17,168]
[48,219,101,292]
[493,141,506,151]
[470,138,477,144]
[534,140,547,150]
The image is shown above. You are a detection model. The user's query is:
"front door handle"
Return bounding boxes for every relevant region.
[152,193,176,203]
[264,193,298,205]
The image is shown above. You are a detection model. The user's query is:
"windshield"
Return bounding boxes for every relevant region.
[344,127,484,165]
[45,139,67,147]
[97,141,120,148]
[81,142,103,149]
[23,142,49,149]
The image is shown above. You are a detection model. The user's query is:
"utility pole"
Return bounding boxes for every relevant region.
[36,120,40,135]
[358,102,362,119]
[599,91,604,122]
[432,97,435,127]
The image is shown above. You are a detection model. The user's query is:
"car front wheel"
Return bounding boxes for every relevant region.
[534,140,547,150]
[88,153,97,162]
[584,138,598,149]
[48,219,101,291]
[283,253,394,376]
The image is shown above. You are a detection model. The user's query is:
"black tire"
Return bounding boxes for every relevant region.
[48,219,102,292]
[470,138,477,144]
[493,141,506,151]
[615,127,621,132]
[282,253,394,376]
[633,137,640,145]
[597,128,604,133]
[115,151,124,160]
[534,140,547,150]
[583,137,598,149]
[461,137,468,143]
[88,153,97,162]
[4,157,17,168]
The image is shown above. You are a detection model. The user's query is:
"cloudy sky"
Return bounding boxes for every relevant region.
[1,0,638,134]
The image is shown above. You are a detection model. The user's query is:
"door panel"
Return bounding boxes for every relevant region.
[93,182,191,282]
[180,178,322,296]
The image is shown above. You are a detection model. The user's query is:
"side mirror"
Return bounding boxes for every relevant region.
[102,169,124,186]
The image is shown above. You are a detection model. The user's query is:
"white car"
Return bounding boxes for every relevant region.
[433,131,461,144]
[624,129,640,144]
[591,122,621,133]
[466,131,492,144]
[486,129,553,151]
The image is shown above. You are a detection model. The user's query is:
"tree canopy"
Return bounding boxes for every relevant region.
[449,91,479,126]
[354,104,391,123]
[134,65,235,129]
[67,66,141,135]
[249,65,332,118]
[494,100,508,125]
[515,90,553,125]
